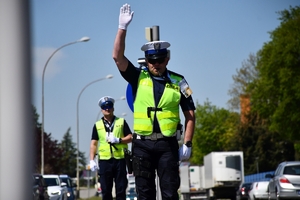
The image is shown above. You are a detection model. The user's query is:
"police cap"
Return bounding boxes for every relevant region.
[141,41,170,59]
[98,96,115,108]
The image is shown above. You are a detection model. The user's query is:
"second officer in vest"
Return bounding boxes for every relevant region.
[89,96,133,200]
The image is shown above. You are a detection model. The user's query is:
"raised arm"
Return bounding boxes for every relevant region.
[112,4,134,72]
[113,29,128,72]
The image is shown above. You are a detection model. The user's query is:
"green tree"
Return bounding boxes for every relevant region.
[33,106,63,174]
[59,128,86,177]
[250,6,300,158]
[33,106,87,175]
[227,53,258,111]
[232,112,295,174]
[190,100,240,165]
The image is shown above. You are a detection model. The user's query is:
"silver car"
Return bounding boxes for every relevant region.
[265,161,300,200]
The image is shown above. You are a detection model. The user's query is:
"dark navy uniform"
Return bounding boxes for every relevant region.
[120,61,196,200]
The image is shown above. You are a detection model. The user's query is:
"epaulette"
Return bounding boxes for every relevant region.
[168,70,184,79]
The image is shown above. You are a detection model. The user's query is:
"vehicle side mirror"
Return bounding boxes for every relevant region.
[61,182,67,187]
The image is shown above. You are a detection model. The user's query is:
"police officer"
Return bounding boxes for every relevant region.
[89,96,133,200]
[112,4,196,200]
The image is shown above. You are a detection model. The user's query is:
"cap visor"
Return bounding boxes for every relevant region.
[146,53,167,59]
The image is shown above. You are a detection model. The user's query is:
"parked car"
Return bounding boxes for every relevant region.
[43,174,68,200]
[59,174,76,200]
[265,161,300,200]
[248,181,269,200]
[237,182,252,200]
[33,173,50,200]
[32,177,40,200]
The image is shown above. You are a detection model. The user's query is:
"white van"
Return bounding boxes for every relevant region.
[248,181,269,200]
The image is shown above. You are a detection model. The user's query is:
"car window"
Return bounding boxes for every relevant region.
[244,183,252,189]
[44,178,59,186]
[33,175,47,187]
[283,165,300,175]
[295,166,300,175]
[275,164,283,176]
[249,182,256,190]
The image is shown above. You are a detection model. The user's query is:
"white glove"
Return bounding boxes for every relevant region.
[179,144,191,161]
[89,160,98,172]
[119,3,134,30]
[107,134,120,144]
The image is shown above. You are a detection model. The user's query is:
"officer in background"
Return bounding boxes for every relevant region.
[112,4,196,200]
[89,96,133,200]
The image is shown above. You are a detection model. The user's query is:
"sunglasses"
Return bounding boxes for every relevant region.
[147,57,166,65]
[101,102,114,110]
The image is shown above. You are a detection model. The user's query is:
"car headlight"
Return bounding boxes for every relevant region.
[134,197,137,200]
[126,198,130,200]
[67,192,71,197]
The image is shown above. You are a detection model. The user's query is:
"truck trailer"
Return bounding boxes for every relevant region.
[180,151,244,200]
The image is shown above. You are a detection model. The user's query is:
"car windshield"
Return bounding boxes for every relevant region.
[244,183,252,188]
[241,182,252,190]
[33,175,47,187]
[44,178,59,186]
[283,165,300,175]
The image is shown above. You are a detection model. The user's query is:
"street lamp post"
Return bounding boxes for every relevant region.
[76,74,113,198]
[41,37,90,175]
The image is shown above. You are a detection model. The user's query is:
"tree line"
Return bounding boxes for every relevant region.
[190,6,300,175]
[33,106,87,177]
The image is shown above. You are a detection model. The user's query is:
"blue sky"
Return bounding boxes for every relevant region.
[31,0,299,160]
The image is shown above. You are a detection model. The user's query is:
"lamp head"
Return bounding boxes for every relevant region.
[79,37,90,42]
[106,74,113,79]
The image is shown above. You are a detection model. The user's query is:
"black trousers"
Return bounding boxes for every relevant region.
[98,158,128,200]
[133,137,180,200]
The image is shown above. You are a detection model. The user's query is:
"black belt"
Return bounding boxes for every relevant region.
[135,132,175,141]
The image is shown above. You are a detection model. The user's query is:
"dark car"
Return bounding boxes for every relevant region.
[32,177,39,200]
[59,174,76,200]
[33,173,50,200]
[237,182,252,200]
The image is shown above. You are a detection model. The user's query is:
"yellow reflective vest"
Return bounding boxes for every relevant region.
[133,69,182,136]
[96,117,127,160]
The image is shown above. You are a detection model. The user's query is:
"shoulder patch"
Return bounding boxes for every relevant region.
[179,78,193,98]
